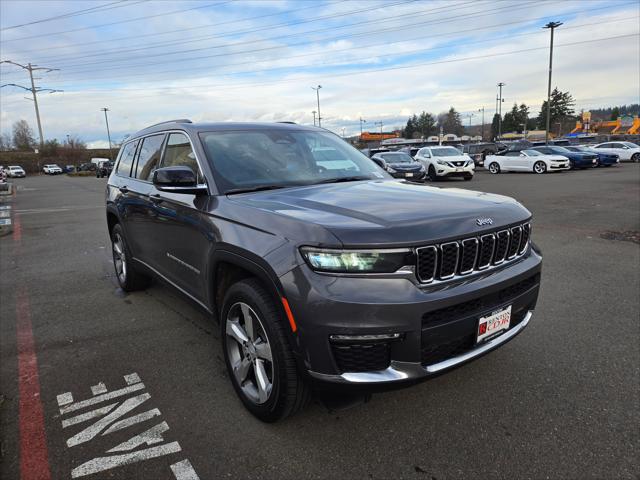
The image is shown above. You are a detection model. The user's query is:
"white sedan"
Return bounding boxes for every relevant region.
[485,149,570,174]
[591,141,640,162]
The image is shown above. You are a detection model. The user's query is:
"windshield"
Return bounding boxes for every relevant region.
[430,147,461,157]
[380,153,415,163]
[522,149,542,156]
[199,129,387,193]
[549,146,570,153]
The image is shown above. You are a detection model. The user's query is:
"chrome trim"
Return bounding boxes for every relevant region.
[425,311,532,373]
[518,223,531,255]
[301,246,412,255]
[493,229,510,265]
[132,257,212,313]
[308,311,533,384]
[329,333,402,342]
[415,245,437,283]
[477,233,496,270]
[439,242,459,279]
[459,238,479,275]
[507,225,522,260]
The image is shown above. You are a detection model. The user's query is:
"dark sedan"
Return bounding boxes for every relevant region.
[531,146,597,169]
[371,151,426,180]
[564,146,619,167]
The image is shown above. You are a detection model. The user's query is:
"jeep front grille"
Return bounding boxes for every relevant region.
[416,222,531,283]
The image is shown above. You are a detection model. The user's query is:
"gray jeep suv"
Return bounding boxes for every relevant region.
[106,120,542,422]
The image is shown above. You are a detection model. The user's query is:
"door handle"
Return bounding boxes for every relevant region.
[119,186,129,194]
[149,193,163,203]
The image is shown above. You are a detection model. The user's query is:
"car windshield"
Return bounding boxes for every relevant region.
[522,149,542,156]
[199,129,387,193]
[380,153,414,163]
[430,147,461,157]
[549,146,570,153]
[564,147,581,152]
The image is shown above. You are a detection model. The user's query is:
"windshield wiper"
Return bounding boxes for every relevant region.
[225,185,289,195]
[311,176,372,185]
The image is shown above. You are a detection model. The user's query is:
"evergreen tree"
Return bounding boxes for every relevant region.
[439,107,464,136]
[490,113,500,140]
[537,88,576,129]
[416,111,436,137]
[610,106,620,120]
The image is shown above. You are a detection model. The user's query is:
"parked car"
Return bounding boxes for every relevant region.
[530,146,597,169]
[461,143,503,166]
[106,120,541,422]
[371,151,426,180]
[0,166,6,183]
[6,165,26,178]
[78,162,97,172]
[43,164,63,175]
[565,146,619,167]
[591,141,640,162]
[96,160,114,178]
[414,145,475,181]
[63,165,76,173]
[485,149,570,174]
[396,146,421,157]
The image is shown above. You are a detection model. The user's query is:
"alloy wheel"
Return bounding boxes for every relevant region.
[489,163,499,174]
[112,233,127,284]
[534,162,546,174]
[225,302,273,405]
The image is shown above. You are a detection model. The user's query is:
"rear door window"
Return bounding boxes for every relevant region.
[135,134,166,181]
[116,140,138,177]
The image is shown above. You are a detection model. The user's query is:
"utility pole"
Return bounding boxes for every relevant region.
[101,107,113,160]
[0,60,61,149]
[478,107,485,140]
[359,117,366,136]
[543,21,562,144]
[311,85,322,127]
[497,82,505,139]
[312,111,317,126]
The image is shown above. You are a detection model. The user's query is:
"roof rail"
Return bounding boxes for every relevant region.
[277,121,296,124]
[144,118,193,129]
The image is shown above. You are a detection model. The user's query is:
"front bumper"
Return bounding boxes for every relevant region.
[390,170,426,180]
[436,164,474,177]
[281,248,541,385]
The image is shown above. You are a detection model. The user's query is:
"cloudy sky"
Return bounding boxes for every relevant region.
[1,0,638,147]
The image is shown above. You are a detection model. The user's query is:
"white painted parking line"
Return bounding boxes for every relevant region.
[170,459,201,480]
[57,372,200,479]
[15,205,103,214]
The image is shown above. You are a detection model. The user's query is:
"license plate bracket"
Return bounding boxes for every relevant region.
[476,306,512,343]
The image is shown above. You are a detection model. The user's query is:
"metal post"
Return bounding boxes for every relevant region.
[101,107,113,160]
[497,82,505,139]
[478,107,485,140]
[544,22,562,144]
[312,111,316,126]
[312,85,322,127]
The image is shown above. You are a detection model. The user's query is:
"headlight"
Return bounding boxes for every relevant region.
[300,247,411,273]
[386,166,397,173]
[436,159,448,166]
[419,165,426,172]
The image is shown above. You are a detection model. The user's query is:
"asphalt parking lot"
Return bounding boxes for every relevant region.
[1,166,639,480]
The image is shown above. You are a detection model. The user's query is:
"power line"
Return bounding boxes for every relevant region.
[46,16,638,93]
[2,1,235,42]
[31,0,537,74]
[38,10,637,86]
[0,1,146,31]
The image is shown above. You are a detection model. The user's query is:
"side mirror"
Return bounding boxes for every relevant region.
[153,166,207,195]
[372,157,386,169]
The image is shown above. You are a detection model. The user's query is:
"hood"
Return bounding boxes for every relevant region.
[431,154,469,162]
[226,180,531,247]
[545,155,569,161]
[387,162,423,170]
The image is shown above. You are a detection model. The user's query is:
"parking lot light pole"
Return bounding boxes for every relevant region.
[360,117,366,136]
[544,21,562,144]
[100,107,113,160]
[311,85,322,127]
[497,82,505,139]
[478,107,485,140]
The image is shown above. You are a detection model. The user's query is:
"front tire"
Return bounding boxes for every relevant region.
[221,279,310,422]
[533,161,547,174]
[428,165,438,181]
[488,162,500,174]
[111,223,151,292]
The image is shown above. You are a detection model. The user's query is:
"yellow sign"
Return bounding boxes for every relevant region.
[582,111,591,122]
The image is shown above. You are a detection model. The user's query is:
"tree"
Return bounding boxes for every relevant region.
[0,132,12,151]
[64,134,87,149]
[12,120,36,151]
[416,111,436,137]
[438,107,464,136]
[41,139,59,157]
[403,114,418,139]
[537,88,576,130]
[610,106,620,120]
[503,103,531,133]
[490,113,500,140]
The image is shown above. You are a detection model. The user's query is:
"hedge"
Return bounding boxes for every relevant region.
[0,148,118,174]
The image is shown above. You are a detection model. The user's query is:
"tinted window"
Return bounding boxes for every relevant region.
[380,153,414,163]
[162,133,203,182]
[135,134,165,181]
[595,143,611,148]
[505,151,520,157]
[116,141,138,176]
[611,143,624,148]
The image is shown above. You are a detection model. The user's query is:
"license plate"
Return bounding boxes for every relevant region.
[406,172,413,177]
[477,306,511,343]
[456,168,463,172]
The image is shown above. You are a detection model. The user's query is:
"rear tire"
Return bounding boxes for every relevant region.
[221,279,310,422]
[632,153,640,163]
[488,162,500,174]
[111,223,151,292]
[533,161,547,174]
